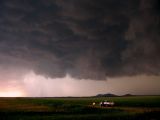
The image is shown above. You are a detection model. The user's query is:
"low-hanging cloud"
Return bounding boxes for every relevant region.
[0,0,160,80]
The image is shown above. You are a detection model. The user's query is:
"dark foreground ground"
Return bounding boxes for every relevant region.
[0,96,160,120]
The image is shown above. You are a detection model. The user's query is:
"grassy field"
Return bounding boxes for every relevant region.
[0,96,160,120]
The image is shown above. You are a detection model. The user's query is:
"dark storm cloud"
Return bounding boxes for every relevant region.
[0,0,159,80]
[122,0,160,76]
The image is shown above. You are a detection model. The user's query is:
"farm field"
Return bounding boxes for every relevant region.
[0,96,160,120]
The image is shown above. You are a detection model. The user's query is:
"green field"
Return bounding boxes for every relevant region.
[0,96,160,120]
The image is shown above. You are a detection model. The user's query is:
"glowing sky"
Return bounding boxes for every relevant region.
[0,71,160,97]
[0,0,160,97]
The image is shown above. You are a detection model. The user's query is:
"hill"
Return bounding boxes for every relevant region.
[96,93,118,97]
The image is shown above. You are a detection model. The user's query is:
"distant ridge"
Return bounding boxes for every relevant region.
[122,94,134,97]
[95,93,136,97]
[96,93,118,97]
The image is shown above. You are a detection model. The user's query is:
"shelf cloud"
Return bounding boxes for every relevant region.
[0,0,160,80]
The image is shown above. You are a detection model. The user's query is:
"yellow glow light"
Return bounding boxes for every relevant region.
[0,90,24,97]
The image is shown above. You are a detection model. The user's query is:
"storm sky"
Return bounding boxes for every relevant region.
[0,0,160,97]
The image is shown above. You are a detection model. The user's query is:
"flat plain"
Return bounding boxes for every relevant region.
[0,96,160,120]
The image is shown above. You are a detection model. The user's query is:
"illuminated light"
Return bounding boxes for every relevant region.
[23,71,109,97]
[0,90,24,97]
